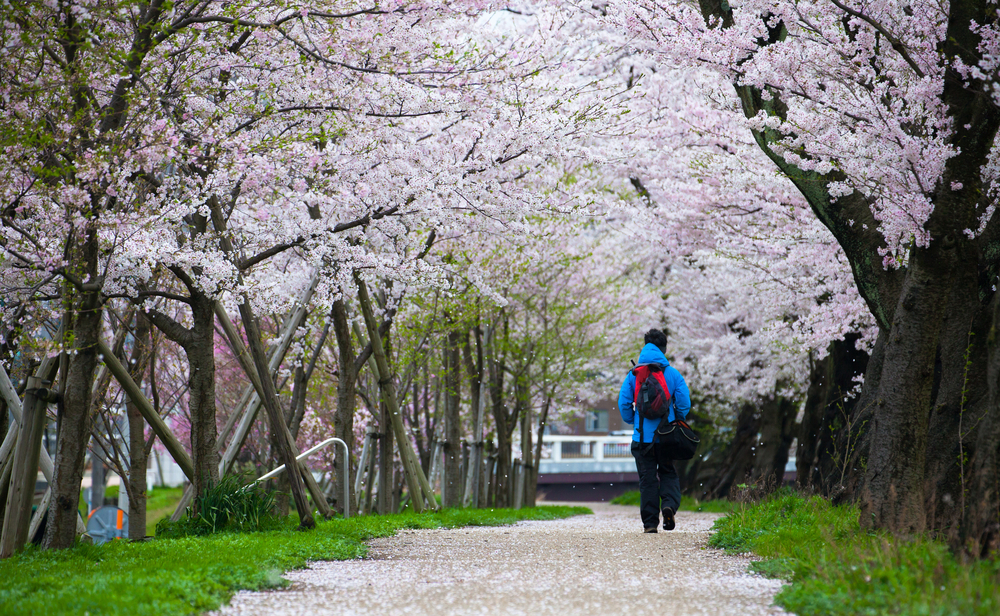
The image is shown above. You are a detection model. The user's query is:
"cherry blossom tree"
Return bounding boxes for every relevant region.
[609,0,1000,550]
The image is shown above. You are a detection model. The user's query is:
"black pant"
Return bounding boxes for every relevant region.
[631,441,681,529]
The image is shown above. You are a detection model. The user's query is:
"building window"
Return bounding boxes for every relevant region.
[588,410,609,432]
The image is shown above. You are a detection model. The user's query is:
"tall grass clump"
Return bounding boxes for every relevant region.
[711,489,1000,615]
[157,474,276,537]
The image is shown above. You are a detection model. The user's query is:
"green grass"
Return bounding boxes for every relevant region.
[710,490,1000,615]
[609,490,733,513]
[144,487,185,535]
[0,505,589,615]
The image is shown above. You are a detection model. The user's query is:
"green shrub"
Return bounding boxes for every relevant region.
[710,490,1000,615]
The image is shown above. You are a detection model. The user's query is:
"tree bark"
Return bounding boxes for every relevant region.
[962,293,1000,556]
[703,393,796,499]
[516,378,533,508]
[331,299,358,517]
[529,395,552,508]
[377,399,394,515]
[487,318,512,508]
[796,335,870,493]
[126,314,152,540]
[157,293,219,500]
[443,330,462,508]
[44,241,102,549]
[463,326,487,508]
[1,377,52,557]
[354,276,435,513]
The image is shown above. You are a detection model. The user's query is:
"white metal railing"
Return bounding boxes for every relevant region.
[540,435,634,464]
[254,437,350,518]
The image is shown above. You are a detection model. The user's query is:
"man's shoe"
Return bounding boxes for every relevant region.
[644,527,658,533]
[662,507,675,531]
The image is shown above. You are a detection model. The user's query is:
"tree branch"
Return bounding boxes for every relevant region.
[829,0,926,78]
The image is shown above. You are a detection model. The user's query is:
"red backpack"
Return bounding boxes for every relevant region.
[632,364,671,443]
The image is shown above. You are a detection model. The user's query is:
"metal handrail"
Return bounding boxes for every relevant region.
[254,437,350,518]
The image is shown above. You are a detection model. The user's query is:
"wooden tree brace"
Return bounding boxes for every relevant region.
[354,276,438,512]
[1,377,51,558]
[213,297,332,519]
[97,339,195,482]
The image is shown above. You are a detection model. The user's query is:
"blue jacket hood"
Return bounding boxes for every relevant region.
[618,343,691,444]
[637,343,670,367]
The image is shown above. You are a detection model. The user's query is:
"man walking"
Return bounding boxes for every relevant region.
[618,328,691,532]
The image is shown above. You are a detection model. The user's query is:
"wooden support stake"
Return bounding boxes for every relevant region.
[171,292,318,524]
[216,279,316,476]
[0,366,24,466]
[238,299,314,529]
[97,339,195,482]
[354,428,372,512]
[214,300,331,519]
[1,360,84,537]
[1,377,49,558]
[355,277,438,512]
[27,488,51,544]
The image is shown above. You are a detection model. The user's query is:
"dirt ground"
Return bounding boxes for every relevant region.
[214,502,788,616]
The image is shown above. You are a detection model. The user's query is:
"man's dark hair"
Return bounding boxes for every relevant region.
[644,328,667,351]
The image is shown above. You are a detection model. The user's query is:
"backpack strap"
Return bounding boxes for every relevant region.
[632,366,647,444]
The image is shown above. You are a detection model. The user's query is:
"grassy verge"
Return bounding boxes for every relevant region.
[144,486,186,535]
[710,490,1000,615]
[0,505,588,616]
[609,490,734,513]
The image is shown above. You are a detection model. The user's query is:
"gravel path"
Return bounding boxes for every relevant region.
[214,503,788,616]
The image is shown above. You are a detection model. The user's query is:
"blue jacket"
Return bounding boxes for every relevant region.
[618,344,691,443]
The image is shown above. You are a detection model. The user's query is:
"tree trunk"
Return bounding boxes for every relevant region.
[962,293,1000,556]
[187,294,220,501]
[44,255,102,550]
[443,331,462,508]
[691,0,1000,549]
[486,321,512,508]
[331,299,357,517]
[857,242,958,534]
[2,377,51,557]
[516,379,533,508]
[797,335,870,493]
[529,396,552,508]
[463,327,486,508]
[126,314,152,540]
[703,393,796,499]
[377,396,394,515]
[922,264,990,539]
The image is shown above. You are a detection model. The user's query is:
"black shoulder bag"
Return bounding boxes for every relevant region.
[655,398,700,460]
